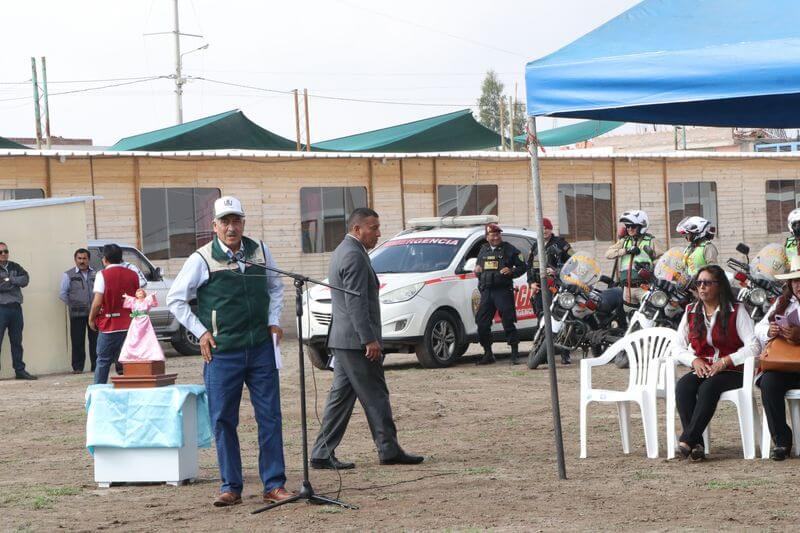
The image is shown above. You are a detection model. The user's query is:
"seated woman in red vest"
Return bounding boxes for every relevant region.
[754,256,800,460]
[673,264,760,461]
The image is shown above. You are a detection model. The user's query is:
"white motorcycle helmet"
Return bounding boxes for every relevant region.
[619,210,649,235]
[788,208,800,237]
[676,216,716,242]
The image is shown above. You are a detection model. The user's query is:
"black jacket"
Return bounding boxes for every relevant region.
[476,241,526,290]
[0,261,29,305]
[526,235,573,284]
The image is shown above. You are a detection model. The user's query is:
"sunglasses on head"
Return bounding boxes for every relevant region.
[694,279,719,287]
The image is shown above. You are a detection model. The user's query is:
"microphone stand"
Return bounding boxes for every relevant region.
[235,256,359,513]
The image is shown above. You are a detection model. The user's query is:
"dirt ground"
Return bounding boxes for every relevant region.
[2,340,799,532]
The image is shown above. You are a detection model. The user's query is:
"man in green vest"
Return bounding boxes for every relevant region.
[605,210,664,305]
[167,196,292,508]
[784,208,800,268]
[676,216,718,277]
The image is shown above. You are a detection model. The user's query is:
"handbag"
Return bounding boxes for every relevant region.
[761,337,800,372]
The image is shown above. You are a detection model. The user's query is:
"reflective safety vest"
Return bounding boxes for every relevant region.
[684,240,709,277]
[785,236,798,267]
[620,234,655,282]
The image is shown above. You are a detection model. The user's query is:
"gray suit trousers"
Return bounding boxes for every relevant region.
[311,348,400,461]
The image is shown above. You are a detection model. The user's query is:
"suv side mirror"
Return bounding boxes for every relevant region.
[736,243,750,256]
[153,266,163,281]
[463,257,477,272]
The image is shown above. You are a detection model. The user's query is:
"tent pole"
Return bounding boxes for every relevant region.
[527,115,567,480]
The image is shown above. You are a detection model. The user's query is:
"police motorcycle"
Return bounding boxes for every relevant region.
[727,242,785,322]
[527,253,624,369]
[613,247,692,368]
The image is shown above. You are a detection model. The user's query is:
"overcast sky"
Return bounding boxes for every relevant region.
[0,0,640,146]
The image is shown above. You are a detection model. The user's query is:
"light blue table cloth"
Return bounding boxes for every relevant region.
[85,384,212,454]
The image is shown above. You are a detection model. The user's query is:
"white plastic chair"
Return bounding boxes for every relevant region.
[760,389,800,459]
[665,354,760,459]
[580,328,676,459]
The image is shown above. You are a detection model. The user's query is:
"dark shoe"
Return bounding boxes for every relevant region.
[509,345,520,365]
[690,444,705,462]
[72,370,82,374]
[15,370,37,380]
[561,354,572,365]
[263,486,295,503]
[771,446,791,461]
[677,442,691,459]
[212,492,242,507]
[380,450,424,465]
[311,455,355,470]
[476,351,495,365]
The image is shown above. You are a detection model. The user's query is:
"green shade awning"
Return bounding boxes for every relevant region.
[0,136,27,149]
[110,109,298,151]
[514,120,623,147]
[313,109,501,152]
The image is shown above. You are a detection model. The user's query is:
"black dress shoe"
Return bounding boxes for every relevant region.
[15,370,37,380]
[771,446,791,461]
[561,354,572,365]
[311,455,355,470]
[380,450,424,465]
[476,352,495,365]
[690,444,705,462]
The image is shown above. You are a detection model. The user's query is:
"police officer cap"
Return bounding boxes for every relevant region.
[486,223,502,234]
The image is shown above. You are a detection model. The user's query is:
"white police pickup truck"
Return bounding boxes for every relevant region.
[301,216,538,368]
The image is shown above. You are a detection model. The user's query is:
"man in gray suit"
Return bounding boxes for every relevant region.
[311,208,423,469]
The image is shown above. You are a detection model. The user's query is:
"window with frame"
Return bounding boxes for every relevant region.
[766,180,800,234]
[668,182,718,238]
[557,183,613,241]
[437,184,498,217]
[140,187,220,260]
[0,188,44,200]
[301,187,368,253]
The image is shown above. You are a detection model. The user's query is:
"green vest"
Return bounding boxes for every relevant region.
[620,234,655,282]
[786,236,798,267]
[196,235,271,353]
[684,241,709,277]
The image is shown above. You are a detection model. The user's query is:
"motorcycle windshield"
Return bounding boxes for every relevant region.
[750,243,787,282]
[559,253,600,292]
[654,247,691,289]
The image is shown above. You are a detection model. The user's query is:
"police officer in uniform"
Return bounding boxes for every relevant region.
[605,210,664,305]
[784,208,800,268]
[676,216,718,277]
[526,217,574,317]
[473,223,526,365]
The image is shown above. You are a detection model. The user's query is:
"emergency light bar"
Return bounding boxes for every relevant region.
[407,215,499,229]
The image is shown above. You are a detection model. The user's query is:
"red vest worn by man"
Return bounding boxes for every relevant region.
[687,302,744,371]
[95,266,140,333]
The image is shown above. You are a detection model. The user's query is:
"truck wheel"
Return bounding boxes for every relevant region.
[415,310,463,368]
[306,344,330,370]
[171,325,201,356]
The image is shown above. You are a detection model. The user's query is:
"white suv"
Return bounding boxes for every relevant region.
[301,217,538,368]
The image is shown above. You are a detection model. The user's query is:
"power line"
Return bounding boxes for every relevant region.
[0,77,167,102]
[0,75,162,85]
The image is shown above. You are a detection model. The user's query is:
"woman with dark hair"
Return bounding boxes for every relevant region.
[673,264,759,460]
[754,257,800,460]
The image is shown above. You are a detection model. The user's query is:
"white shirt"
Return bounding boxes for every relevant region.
[59,267,93,303]
[93,263,144,294]
[674,303,760,367]
[346,233,367,253]
[755,298,800,349]
[166,239,284,340]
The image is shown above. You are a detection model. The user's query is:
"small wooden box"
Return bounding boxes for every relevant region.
[112,360,177,389]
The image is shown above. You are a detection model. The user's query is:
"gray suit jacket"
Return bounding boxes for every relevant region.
[327,235,382,350]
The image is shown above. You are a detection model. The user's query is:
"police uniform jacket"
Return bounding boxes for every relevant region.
[476,241,525,290]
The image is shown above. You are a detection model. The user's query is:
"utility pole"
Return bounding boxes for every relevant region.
[41,56,52,149]
[498,97,506,151]
[509,95,515,151]
[304,89,311,152]
[293,89,302,151]
[30,57,43,149]
[173,0,183,124]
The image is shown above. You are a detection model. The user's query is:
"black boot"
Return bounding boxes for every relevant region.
[509,344,520,365]
[476,346,495,365]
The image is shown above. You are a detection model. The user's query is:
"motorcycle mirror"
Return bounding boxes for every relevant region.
[736,243,750,256]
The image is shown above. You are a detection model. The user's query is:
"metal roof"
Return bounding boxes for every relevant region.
[0,196,100,212]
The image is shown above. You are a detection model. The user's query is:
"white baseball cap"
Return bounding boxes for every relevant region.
[214,196,245,219]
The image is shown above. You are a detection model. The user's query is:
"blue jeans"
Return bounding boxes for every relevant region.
[0,303,25,373]
[94,331,126,384]
[204,340,286,495]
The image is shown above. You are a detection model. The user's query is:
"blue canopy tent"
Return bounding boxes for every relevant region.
[524,0,800,480]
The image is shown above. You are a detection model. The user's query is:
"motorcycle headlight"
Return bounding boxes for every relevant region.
[650,290,668,308]
[749,288,767,306]
[557,292,576,310]
[380,282,424,304]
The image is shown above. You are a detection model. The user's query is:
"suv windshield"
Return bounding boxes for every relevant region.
[371,237,463,274]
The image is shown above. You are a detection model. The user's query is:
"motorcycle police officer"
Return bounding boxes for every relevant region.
[526,217,573,316]
[605,210,664,305]
[784,208,800,268]
[473,223,526,365]
[676,216,718,277]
